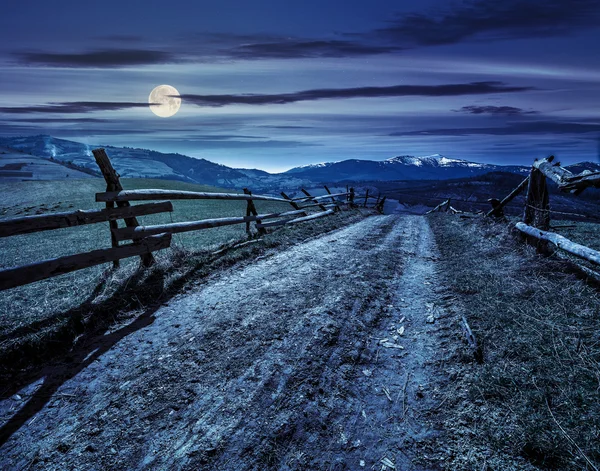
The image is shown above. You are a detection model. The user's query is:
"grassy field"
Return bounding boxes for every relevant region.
[428,214,600,470]
[0,178,362,367]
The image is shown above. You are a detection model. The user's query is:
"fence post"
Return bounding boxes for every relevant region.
[302,189,327,211]
[281,191,301,210]
[523,168,550,230]
[243,188,266,236]
[324,185,337,205]
[523,167,550,252]
[349,187,355,207]
[92,148,155,267]
[364,190,369,208]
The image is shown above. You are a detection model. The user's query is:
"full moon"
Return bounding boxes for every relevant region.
[149,84,181,118]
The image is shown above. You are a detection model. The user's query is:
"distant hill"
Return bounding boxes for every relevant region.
[1,135,598,190]
[0,146,96,182]
[284,154,530,181]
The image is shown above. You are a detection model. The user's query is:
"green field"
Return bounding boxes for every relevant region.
[0,178,343,345]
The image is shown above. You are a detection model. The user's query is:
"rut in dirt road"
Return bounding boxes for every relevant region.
[1,215,449,471]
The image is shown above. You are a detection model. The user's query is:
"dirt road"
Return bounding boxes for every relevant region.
[1,215,449,470]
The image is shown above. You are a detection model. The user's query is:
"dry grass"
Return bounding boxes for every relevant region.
[428,214,600,470]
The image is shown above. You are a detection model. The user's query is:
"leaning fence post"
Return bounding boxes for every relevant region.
[92,148,155,268]
[243,188,265,236]
[281,191,301,210]
[349,187,355,207]
[363,190,369,208]
[302,189,327,211]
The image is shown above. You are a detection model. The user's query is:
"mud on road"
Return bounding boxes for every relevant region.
[1,215,452,470]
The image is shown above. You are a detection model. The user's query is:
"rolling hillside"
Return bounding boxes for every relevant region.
[1,135,598,189]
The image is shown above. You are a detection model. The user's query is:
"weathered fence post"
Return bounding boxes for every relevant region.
[243,188,265,236]
[376,196,387,214]
[522,166,550,252]
[349,187,355,207]
[302,189,327,211]
[92,148,155,268]
[281,191,301,210]
[323,185,340,211]
[485,176,529,218]
[523,167,550,230]
[363,190,369,208]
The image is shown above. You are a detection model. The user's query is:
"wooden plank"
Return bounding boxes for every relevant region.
[533,156,573,186]
[425,199,451,214]
[485,176,529,218]
[113,209,308,241]
[93,148,154,268]
[257,209,335,229]
[96,189,290,203]
[515,222,600,266]
[533,156,600,194]
[561,171,600,193]
[0,202,173,238]
[0,234,171,291]
[292,192,349,202]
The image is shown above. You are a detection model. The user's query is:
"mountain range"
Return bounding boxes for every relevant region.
[1,135,597,190]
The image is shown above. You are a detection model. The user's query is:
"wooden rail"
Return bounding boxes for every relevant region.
[113,209,308,241]
[257,209,335,229]
[0,234,171,291]
[292,192,350,202]
[533,156,600,194]
[0,202,173,238]
[515,223,600,266]
[97,189,291,203]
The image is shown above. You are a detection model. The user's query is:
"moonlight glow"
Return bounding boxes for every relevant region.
[149,84,181,118]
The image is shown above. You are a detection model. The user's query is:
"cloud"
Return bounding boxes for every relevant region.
[180,81,535,107]
[454,105,538,116]
[7,117,109,123]
[13,49,176,67]
[226,39,400,59]
[376,0,600,46]
[389,120,600,136]
[0,102,152,114]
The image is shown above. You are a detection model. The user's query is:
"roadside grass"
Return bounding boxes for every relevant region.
[0,178,366,371]
[428,214,600,471]
[0,178,311,337]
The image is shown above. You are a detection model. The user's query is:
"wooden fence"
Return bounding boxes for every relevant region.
[0,149,384,291]
[487,156,600,277]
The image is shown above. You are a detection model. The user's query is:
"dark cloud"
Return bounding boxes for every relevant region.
[0,102,152,114]
[0,124,156,137]
[376,0,600,46]
[13,49,176,67]
[455,105,538,116]
[6,117,109,123]
[389,121,600,136]
[180,81,534,107]
[226,40,399,59]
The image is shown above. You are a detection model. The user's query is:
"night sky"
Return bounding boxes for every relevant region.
[1,0,599,172]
